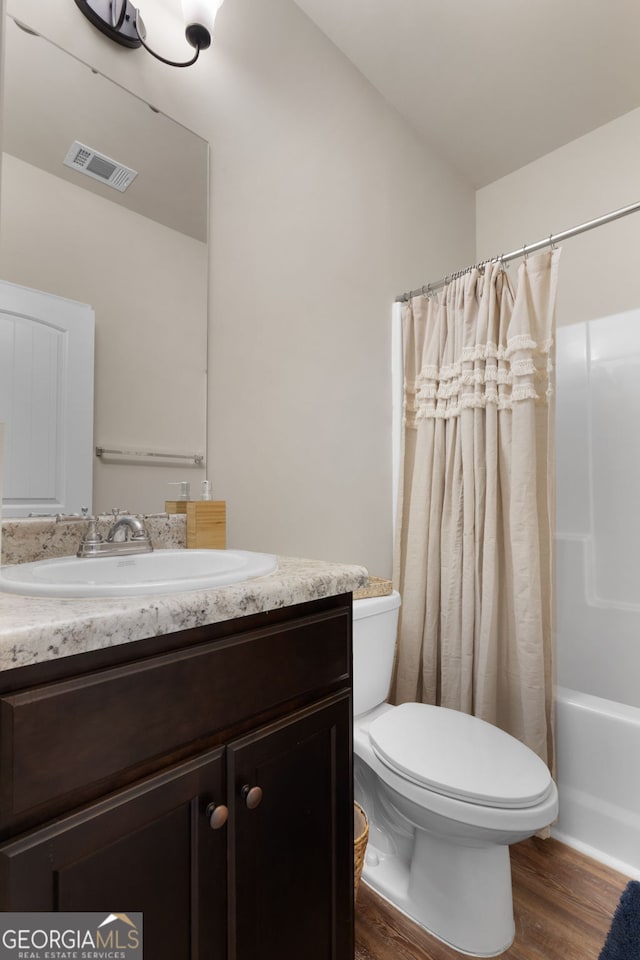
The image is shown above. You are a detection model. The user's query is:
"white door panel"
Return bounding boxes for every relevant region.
[0,279,94,517]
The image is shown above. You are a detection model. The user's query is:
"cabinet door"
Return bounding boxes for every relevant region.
[0,748,226,960]
[228,692,353,960]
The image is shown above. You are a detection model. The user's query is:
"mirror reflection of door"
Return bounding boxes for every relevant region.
[0,279,94,517]
[0,15,209,516]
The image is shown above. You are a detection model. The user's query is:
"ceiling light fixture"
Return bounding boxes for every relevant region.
[73,0,224,67]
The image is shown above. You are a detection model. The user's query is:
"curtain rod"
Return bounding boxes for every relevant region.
[395,198,640,303]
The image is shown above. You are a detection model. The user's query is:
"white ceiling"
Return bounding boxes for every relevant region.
[292,0,640,187]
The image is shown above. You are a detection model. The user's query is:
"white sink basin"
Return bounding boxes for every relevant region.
[0,549,278,598]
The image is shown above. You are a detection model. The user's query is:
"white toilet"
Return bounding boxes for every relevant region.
[353,591,559,957]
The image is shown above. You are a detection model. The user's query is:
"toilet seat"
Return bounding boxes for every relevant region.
[369,702,552,809]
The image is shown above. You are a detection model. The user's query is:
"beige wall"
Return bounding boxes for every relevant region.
[4,0,475,574]
[476,107,640,328]
[205,1,474,575]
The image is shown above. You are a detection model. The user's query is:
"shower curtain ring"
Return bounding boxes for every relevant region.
[522,242,528,260]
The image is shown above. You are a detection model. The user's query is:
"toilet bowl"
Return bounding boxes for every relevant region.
[353,591,559,957]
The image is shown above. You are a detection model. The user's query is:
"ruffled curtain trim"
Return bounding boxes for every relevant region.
[405,350,553,426]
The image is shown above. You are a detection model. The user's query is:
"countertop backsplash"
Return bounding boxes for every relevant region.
[1,513,187,565]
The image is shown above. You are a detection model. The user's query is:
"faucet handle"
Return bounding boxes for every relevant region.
[82,516,104,545]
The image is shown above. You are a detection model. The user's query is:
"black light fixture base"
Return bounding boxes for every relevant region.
[74,0,141,48]
[185,22,211,50]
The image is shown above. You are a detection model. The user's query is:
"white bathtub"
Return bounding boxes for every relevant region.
[552,686,640,879]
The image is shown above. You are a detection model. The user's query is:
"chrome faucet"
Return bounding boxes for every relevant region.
[57,509,154,558]
[106,514,150,545]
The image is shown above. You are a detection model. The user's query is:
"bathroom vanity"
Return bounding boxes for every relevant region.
[0,555,367,960]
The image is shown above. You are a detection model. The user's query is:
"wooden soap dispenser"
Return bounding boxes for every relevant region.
[165,480,226,549]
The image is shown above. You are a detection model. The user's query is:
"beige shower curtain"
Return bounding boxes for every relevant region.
[392,250,560,769]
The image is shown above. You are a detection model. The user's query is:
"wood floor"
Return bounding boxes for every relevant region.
[355,838,629,960]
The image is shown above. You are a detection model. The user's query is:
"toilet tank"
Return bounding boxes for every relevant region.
[352,591,401,717]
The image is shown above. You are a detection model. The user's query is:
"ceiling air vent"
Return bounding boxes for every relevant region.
[63,141,138,192]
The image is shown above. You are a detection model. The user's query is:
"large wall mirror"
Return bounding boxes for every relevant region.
[0,15,209,517]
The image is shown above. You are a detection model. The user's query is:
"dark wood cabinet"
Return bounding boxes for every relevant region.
[229,694,352,960]
[0,749,227,959]
[0,594,354,960]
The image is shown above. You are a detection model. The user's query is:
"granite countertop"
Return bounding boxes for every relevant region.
[0,555,368,673]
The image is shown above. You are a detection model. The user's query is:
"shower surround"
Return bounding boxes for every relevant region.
[554,308,640,878]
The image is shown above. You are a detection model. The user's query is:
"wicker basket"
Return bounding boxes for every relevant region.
[353,576,393,601]
[353,802,369,901]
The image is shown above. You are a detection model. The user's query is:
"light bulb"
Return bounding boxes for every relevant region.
[181,0,225,49]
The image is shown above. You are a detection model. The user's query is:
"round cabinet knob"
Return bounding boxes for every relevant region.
[241,784,263,810]
[206,802,229,830]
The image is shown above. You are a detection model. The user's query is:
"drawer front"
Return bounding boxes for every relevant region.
[0,606,350,824]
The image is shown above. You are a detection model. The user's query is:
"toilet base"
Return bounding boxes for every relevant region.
[361,829,516,958]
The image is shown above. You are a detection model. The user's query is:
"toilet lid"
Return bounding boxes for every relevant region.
[369,703,552,809]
